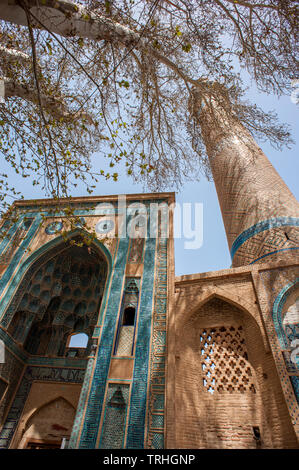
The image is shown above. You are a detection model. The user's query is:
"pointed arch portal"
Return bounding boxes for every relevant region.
[175,296,298,448]
[2,235,109,357]
[0,234,111,448]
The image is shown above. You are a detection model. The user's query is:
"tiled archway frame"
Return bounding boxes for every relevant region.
[0,230,113,330]
[0,231,113,448]
[271,279,299,432]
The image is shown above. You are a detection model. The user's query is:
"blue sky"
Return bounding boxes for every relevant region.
[3,84,298,277]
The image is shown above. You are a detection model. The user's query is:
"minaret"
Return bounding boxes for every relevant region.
[194,85,299,267]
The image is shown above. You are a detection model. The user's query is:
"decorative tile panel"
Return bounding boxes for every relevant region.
[99,384,130,448]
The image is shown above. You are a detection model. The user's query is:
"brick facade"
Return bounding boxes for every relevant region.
[0,175,298,449]
[169,262,299,448]
[198,96,299,267]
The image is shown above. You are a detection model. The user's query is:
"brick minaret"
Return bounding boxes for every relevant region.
[195,86,299,266]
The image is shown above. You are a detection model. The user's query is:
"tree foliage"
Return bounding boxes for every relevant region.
[0,0,297,217]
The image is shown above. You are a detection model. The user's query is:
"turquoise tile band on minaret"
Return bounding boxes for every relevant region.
[230,217,299,260]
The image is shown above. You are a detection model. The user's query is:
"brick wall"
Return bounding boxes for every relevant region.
[198,98,299,267]
[170,264,299,449]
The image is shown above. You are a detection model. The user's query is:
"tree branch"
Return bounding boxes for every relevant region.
[0,0,205,90]
[3,78,93,122]
[0,44,30,62]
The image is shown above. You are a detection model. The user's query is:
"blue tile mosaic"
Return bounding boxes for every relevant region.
[272,278,299,405]
[230,217,299,260]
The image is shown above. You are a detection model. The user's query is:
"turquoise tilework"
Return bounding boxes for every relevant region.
[272,278,299,404]
[250,247,299,264]
[113,277,140,356]
[27,356,87,369]
[0,220,21,255]
[230,217,299,260]
[0,214,41,299]
[0,198,169,450]
[0,229,112,328]
[99,384,130,449]
[290,377,299,405]
[272,278,299,350]
[125,235,156,449]
[68,355,96,448]
[78,236,130,448]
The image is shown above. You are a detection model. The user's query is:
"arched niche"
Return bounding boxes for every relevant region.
[3,235,110,358]
[20,396,76,449]
[175,295,298,449]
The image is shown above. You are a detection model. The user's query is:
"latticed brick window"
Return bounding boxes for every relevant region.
[200,326,256,394]
[114,279,139,356]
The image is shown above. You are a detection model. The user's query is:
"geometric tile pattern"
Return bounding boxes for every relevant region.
[116,326,135,356]
[75,234,130,449]
[290,377,299,405]
[200,326,256,394]
[145,220,167,449]
[267,278,299,433]
[99,384,130,449]
[0,197,169,451]
[2,240,107,358]
[232,223,299,267]
[0,214,41,305]
[124,233,157,449]
[0,218,33,264]
[114,278,139,357]
[67,354,96,449]
[231,217,299,261]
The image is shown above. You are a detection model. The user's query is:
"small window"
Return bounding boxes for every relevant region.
[122,307,136,326]
[68,333,89,348]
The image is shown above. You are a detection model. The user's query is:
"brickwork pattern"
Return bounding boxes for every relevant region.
[145,223,168,449]
[199,101,299,267]
[0,218,33,265]
[0,364,85,448]
[174,295,298,448]
[233,225,299,266]
[116,327,135,356]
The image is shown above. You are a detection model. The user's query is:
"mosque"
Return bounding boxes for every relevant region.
[0,134,298,449]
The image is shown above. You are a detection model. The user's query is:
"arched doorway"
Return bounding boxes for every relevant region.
[175,296,298,448]
[20,397,76,449]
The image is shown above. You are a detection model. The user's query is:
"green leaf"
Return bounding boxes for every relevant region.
[46,41,52,55]
[182,43,192,53]
[175,26,182,37]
